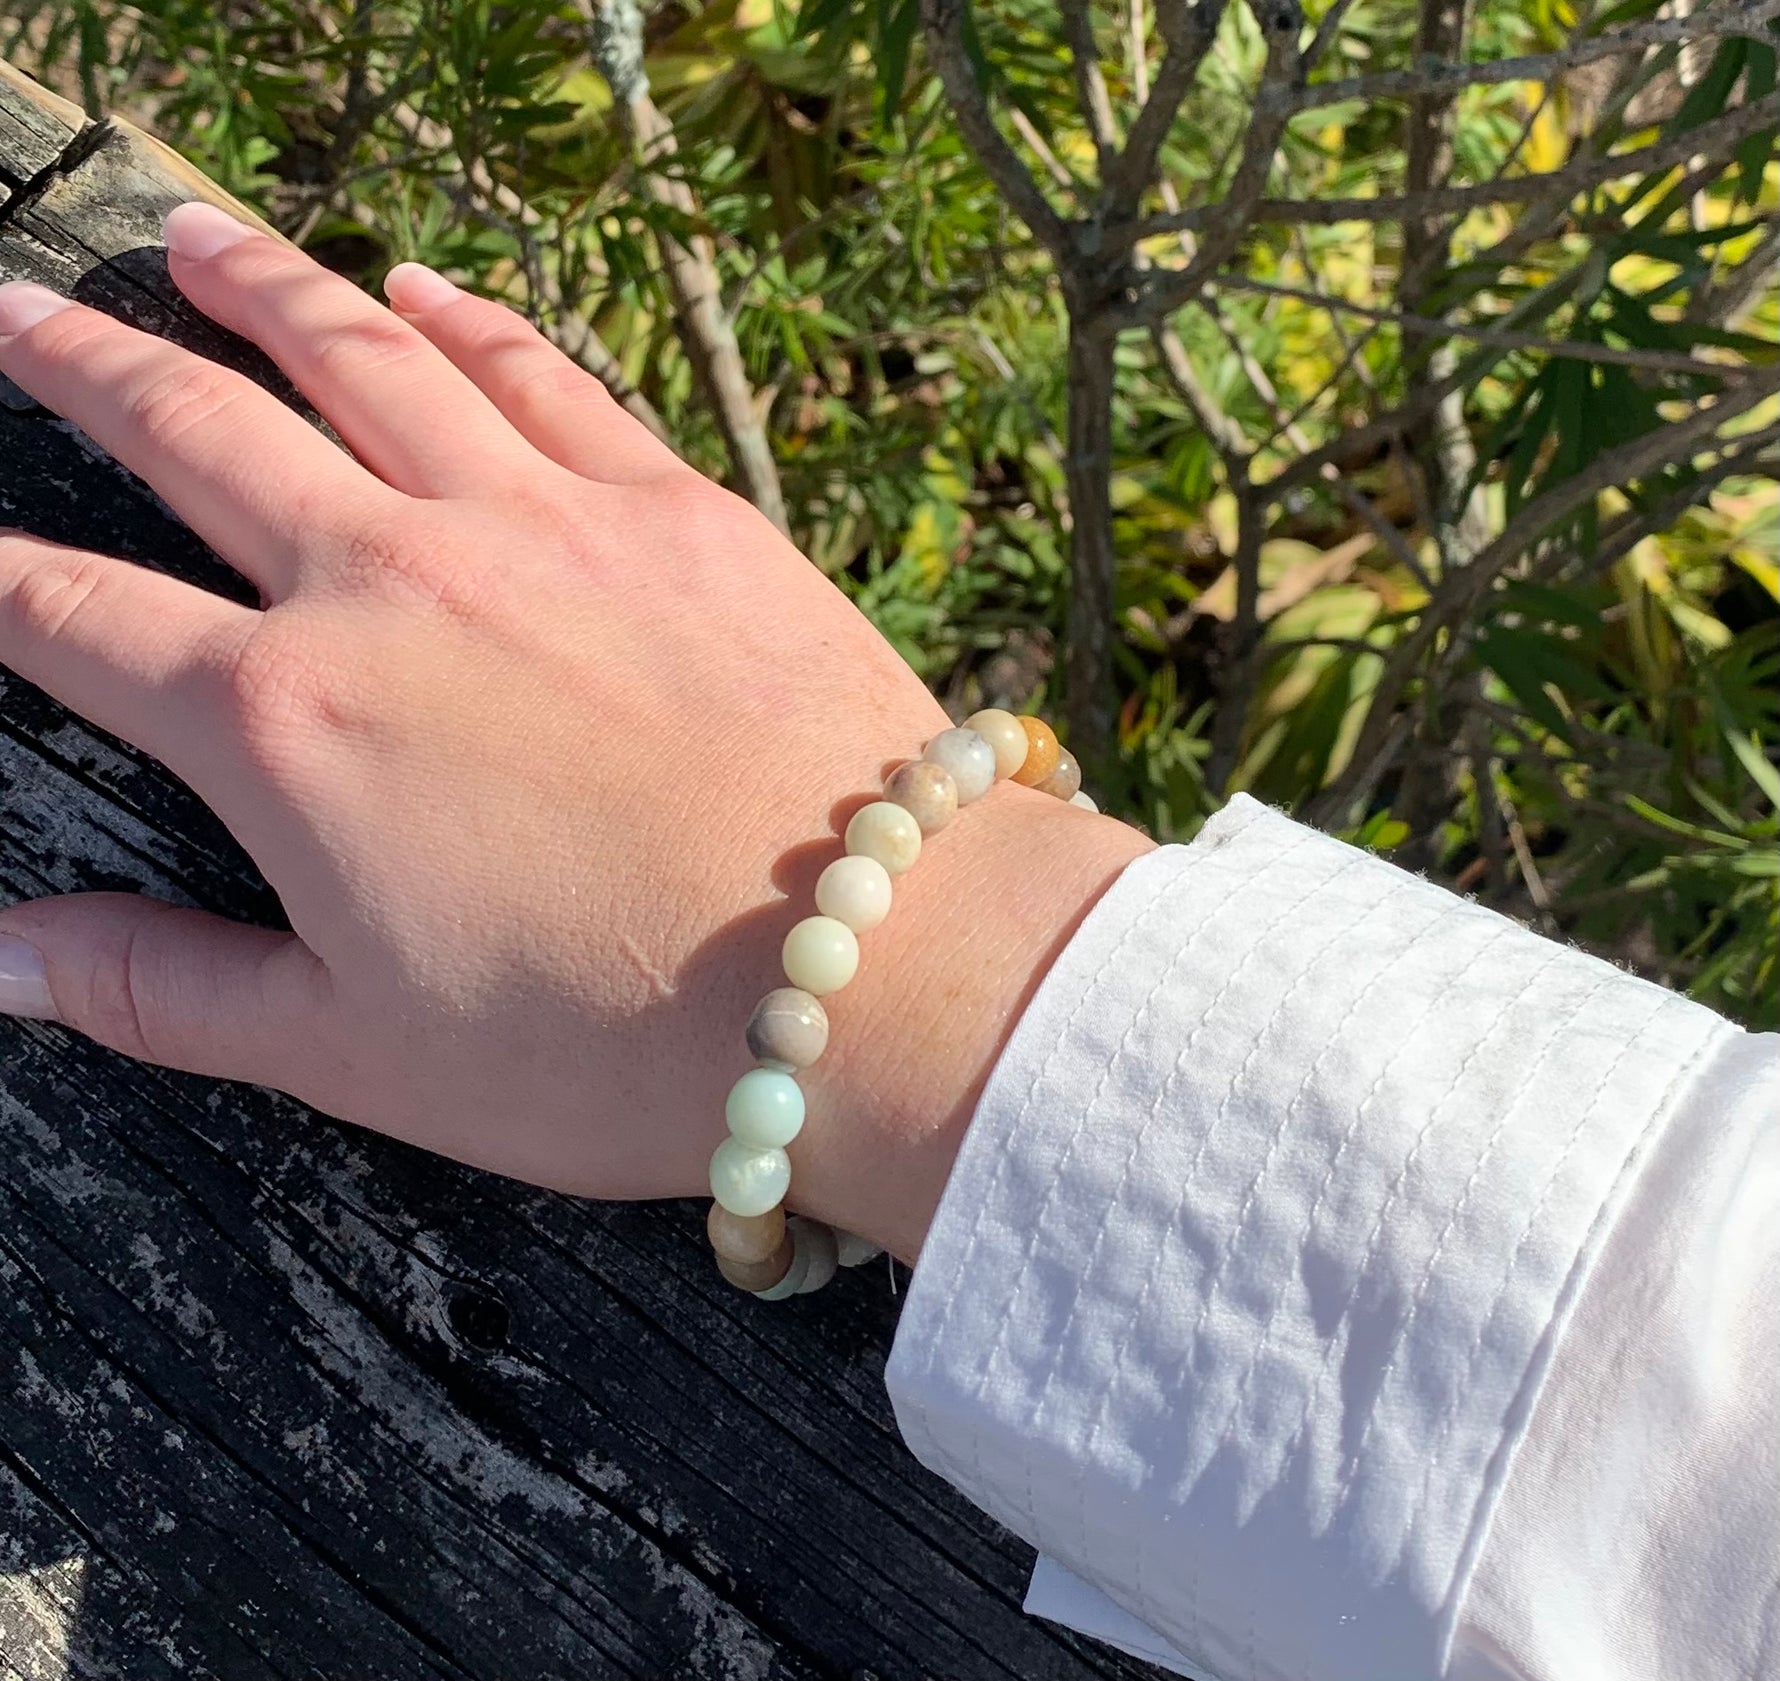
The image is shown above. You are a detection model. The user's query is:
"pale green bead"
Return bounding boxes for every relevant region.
[1070,789,1098,813]
[844,800,922,876]
[709,1136,791,1217]
[923,728,997,804]
[725,1066,806,1149]
[753,1242,811,1300]
[782,914,859,995]
[791,1217,839,1294]
[835,1229,884,1268]
[815,853,892,933]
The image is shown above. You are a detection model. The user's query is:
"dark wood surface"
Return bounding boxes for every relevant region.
[0,68,1160,1681]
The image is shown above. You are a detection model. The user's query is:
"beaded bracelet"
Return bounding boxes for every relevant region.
[705,708,1095,1300]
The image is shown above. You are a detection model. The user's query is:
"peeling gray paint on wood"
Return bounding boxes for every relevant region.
[0,65,1162,1681]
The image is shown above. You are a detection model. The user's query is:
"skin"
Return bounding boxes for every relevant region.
[0,202,1151,1267]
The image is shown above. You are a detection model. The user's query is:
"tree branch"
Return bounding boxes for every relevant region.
[1103,0,1228,215]
[1063,0,1120,172]
[920,0,1075,263]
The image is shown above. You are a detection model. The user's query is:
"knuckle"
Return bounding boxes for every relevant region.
[2,552,110,645]
[84,909,165,1064]
[123,361,244,449]
[308,312,428,384]
[224,623,340,774]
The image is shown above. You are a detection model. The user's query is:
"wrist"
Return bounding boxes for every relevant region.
[789,786,1153,1267]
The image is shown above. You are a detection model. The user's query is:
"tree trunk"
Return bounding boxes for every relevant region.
[1063,309,1119,779]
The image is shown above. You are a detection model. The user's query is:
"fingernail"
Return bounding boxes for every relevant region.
[162,200,253,262]
[384,262,461,313]
[0,281,72,338]
[0,933,58,1020]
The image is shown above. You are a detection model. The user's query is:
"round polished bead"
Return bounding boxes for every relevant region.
[744,987,829,1070]
[725,1066,806,1148]
[716,1232,794,1292]
[1070,789,1099,813]
[790,1218,839,1294]
[885,760,958,835]
[814,854,893,933]
[964,708,1029,780]
[1036,747,1081,802]
[923,728,997,804]
[707,1201,787,1266]
[753,1241,812,1301]
[1011,715,1062,787]
[782,915,860,995]
[709,1136,791,1216]
[844,800,923,876]
[835,1229,885,1268]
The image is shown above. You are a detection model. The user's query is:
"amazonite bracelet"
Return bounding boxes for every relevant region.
[706,708,1095,1300]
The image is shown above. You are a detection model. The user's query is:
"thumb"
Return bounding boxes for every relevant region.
[0,893,333,1087]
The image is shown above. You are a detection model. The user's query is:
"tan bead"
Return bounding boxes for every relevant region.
[964,708,1029,780]
[885,760,958,835]
[745,988,829,1069]
[1011,716,1061,786]
[716,1232,795,1292]
[707,1201,787,1266]
[1036,747,1081,801]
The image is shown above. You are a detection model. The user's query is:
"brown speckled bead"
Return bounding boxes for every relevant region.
[745,987,829,1069]
[1036,747,1081,801]
[885,760,958,835]
[716,1231,795,1292]
[707,1201,788,1266]
[1012,716,1061,786]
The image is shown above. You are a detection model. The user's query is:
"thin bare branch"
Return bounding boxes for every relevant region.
[1126,91,1780,240]
[920,0,1074,263]
[1293,2,1780,113]
[1104,0,1228,214]
[1063,0,1120,170]
[1212,274,1770,379]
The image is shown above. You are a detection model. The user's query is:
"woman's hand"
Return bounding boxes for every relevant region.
[0,203,1148,1262]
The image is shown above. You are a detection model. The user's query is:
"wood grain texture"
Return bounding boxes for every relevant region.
[0,66,1162,1681]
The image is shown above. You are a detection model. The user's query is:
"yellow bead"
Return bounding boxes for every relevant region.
[1012,716,1061,787]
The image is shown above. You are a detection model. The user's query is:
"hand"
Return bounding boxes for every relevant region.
[0,203,1149,1263]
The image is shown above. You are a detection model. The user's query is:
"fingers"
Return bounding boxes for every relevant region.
[163,203,543,499]
[0,894,336,1092]
[384,263,679,485]
[0,529,254,782]
[0,280,393,602]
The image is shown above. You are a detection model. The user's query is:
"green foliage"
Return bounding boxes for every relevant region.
[2,0,1774,1024]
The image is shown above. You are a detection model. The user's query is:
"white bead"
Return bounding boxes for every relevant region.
[963,708,1028,780]
[709,1136,791,1216]
[791,1218,839,1294]
[753,1242,811,1300]
[923,728,997,804]
[782,915,860,995]
[724,1067,805,1148]
[844,800,922,876]
[814,854,893,933]
[834,1229,883,1268]
[1070,790,1098,813]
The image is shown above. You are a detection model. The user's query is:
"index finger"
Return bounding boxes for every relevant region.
[0,280,397,602]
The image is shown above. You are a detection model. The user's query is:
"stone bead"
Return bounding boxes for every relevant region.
[753,1241,812,1301]
[885,760,958,836]
[1036,747,1081,802]
[716,1233,794,1292]
[835,1229,885,1268]
[744,987,829,1070]
[709,1136,791,1216]
[1011,715,1062,787]
[814,853,892,933]
[844,800,923,877]
[782,914,860,996]
[790,1218,839,1294]
[1070,789,1099,813]
[707,1201,787,1266]
[923,728,997,804]
[725,1066,806,1149]
[964,708,1028,780]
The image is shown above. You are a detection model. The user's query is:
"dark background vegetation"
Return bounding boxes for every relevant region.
[4,0,1776,1023]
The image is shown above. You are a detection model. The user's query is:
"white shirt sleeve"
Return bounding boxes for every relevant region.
[884,794,1777,1681]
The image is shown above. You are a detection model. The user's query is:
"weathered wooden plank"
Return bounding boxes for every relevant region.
[0,63,1163,1681]
[0,60,88,211]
